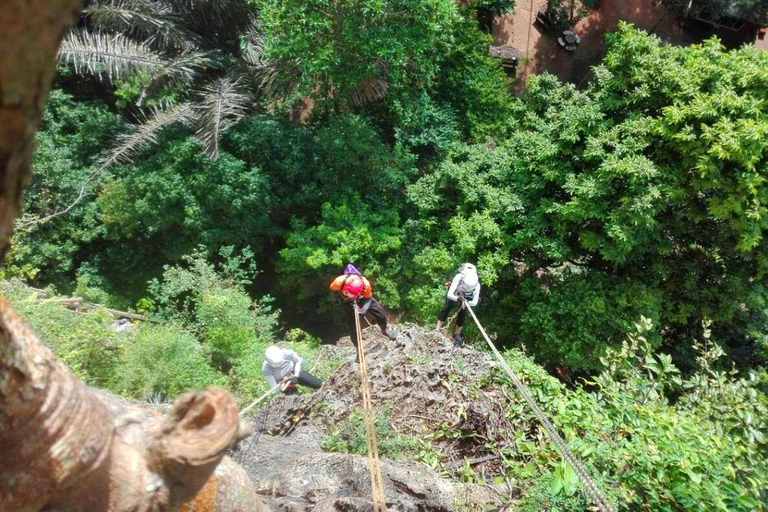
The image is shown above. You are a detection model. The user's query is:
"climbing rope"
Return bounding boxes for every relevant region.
[354,304,387,512]
[465,303,615,512]
[239,383,281,417]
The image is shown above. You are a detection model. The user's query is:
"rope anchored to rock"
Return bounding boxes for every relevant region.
[465,303,615,512]
[354,303,387,512]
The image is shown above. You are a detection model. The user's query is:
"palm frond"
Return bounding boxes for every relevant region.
[101,102,194,167]
[168,0,257,43]
[59,29,169,82]
[137,49,216,104]
[241,21,266,67]
[194,78,251,159]
[348,77,389,107]
[255,58,303,102]
[84,0,197,50]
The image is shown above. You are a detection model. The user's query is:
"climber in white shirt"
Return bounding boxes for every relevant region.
[262,346,322,394]
[436,263,481,344]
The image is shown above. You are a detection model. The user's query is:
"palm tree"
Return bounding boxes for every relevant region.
[59,0,269,162]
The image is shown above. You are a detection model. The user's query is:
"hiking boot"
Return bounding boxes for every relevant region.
[452,332,464,345]
[382,327,397,341]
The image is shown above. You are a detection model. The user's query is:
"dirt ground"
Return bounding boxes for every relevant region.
[494,0,765,87]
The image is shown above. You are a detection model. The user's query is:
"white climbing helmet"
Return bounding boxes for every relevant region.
[460,263,479,291]
[265,345,284,367]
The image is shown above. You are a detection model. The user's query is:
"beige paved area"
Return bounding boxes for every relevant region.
[494,0,765,87]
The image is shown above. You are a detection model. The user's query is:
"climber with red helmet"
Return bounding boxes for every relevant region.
[330,266,396,361]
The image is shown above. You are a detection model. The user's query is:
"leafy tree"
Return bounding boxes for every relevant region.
[407,25,768,370]
[662,0,768,25]
[278,198,403,334]
[256,0,462,108]
[432,16,515,141]
[545,0,597,29]
[94,131,270,297]
[468,0,516,33]
[7,90,122,287]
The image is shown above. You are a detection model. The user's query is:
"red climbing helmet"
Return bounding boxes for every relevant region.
[344,275,365,296]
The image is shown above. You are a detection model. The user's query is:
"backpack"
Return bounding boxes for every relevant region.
[334,264,364,304]
[343,263,362,276]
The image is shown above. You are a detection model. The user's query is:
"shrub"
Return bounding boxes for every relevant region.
[1,280,121,389]
[322,407,421,460]
[116,323,226,400]
[499,320,768,511]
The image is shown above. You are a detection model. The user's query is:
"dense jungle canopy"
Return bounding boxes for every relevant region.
[6,0,768,508]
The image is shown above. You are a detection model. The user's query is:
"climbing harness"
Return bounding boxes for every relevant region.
[354,303,387,512]
[465,303,615,512]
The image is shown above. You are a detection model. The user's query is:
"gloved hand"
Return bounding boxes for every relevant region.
[359,305,369,315]
[290,375,298,385]
[457,294,466,303]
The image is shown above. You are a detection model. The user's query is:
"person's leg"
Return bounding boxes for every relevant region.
[453,307,467,343]
[366,299,396,340]
[437,298,455,329]
[365,298,388,329]
[297,370,322,389]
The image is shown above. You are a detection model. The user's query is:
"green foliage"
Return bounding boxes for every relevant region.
[148,246,279,381]
[468,0,516,32]
[407,26,768,370]
[1,280,122,389]
[60,0,262,159]
[433,17,515,141]
[388,93,462,159]
[117,323,226,400]
[322,406,422,460]
[9,90,122,287]
[279,198,403,312]
[257,0,462,108]
[0,279,228,400]
[499,321,768,511]
[96,133,270,297]
[509,269,664,370]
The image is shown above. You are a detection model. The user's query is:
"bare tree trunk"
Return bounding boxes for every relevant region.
[0,0,82,260]
[0,2,266,511]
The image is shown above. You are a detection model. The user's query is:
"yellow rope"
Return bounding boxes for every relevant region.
[354,304,387,511]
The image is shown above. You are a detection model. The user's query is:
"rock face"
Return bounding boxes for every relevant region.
[235,425,502,511]
[233,324,521,511]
